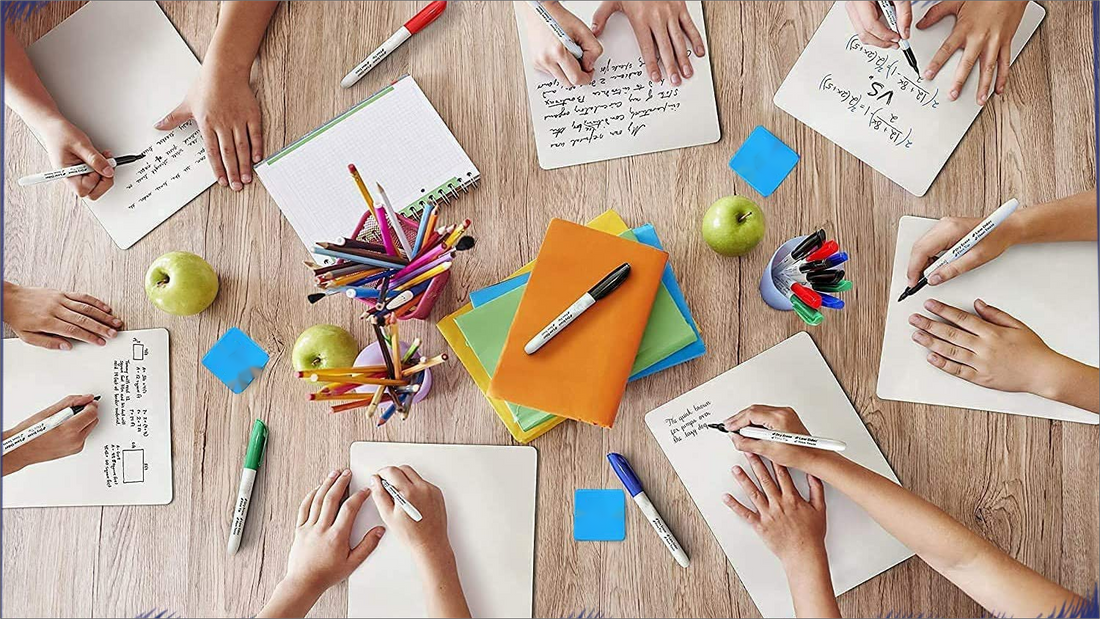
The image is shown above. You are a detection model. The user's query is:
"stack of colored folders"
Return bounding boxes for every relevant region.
[438,211,706,443]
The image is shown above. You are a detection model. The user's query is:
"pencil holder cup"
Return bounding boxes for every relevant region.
[353,341,433,402]
[759,235,807,311]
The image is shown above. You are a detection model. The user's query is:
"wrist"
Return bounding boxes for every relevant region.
[202,41,255,81]
[414,543,457,574]
[3,450,32,476]
[276,573,326,605]
[779,539,829,574]
[1032,353,1082,401]
[1001,209,1032,246]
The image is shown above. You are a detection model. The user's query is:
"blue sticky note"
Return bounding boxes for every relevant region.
[202,328,269,394]
[729,126,799,197]
[574,489,626,541]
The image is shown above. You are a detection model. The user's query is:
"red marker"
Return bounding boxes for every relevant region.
[341,1,447,88]
[791,282,822,310]
[803,240,839,263]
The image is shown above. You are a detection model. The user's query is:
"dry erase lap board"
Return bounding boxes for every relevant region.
[514,1,720,169]
[2,329,173,508]
[347,442,536,618]
[646,333,913,618]
[878,217,1099,424]
[257,75,480,252]
[25,1,216,249]
[774,1,1045,196]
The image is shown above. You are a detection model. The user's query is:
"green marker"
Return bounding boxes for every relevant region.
[791,297,824,326]
[228,419,268,555]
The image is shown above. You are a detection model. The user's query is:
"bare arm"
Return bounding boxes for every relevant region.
[1012,190,1099,244]
[723,406,1086,619]
[4,24,61,128]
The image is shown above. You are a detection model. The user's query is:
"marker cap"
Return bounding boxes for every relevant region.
[607,452,643,497]
[244,419,268,470]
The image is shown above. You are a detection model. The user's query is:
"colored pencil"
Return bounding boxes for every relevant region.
[376,183,414,258]
[412,201,436,256]
[401,353,448,376]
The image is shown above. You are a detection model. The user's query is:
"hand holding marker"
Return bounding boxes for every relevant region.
[876,0,919,75]
[706,423,847,452]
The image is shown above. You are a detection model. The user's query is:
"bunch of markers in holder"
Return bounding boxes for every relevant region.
[304,164,474,321]
[771,229,853,326]
[296,323,448,425]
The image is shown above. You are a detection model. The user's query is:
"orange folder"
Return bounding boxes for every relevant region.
[489,219,668,428]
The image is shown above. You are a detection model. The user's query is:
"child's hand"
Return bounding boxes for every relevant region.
[370,466,452,565]
[2,395,99,476]
[281,469,386,595]
[521,1,603,87]
[722,405,840,473]
[845,1,912,49]
[723,453,828,567]
[36,117,116,200]
[2,283,122,350]
[155,64,263,192]
[910,298,1065,394]
[592,1,705,86]
[917,0,1028,104]
[906,215,1020,287]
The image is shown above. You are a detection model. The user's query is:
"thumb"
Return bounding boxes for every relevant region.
[927,251,986,286]
[591,1,619,36]
[348,526,386,567]
[974,298,1025,329]
[915,1,956,30]
[154,101,191,131]
[73,140,113,178]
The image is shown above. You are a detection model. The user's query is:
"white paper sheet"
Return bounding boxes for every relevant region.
[25,1,215,249]
[515,0,720,169]
[2,329,172,508]
[878,216,1099,424]
[645,332,913,618]
[256,75,480,252]
[774,1,1045,196]
[347,442,536,618]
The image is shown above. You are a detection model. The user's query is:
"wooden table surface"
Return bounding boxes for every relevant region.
[3,2,1096,617]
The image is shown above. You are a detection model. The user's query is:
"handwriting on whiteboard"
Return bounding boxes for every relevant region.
[121,119,208,210]
[534,55,696,150]
[661,400,715,444]
[815,35,947,150]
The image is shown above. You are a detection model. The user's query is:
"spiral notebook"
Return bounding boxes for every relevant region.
[257,75,480,250]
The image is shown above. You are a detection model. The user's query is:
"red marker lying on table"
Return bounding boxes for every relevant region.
[341,1,448,88]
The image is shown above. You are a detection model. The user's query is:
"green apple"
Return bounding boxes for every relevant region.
[144,251,219,316]
[292,325,360,371]
[701,195,766,257]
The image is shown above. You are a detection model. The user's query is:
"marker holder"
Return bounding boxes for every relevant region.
[759,235,805,311]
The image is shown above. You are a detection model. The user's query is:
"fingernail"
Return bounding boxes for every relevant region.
[650,71,661,82]
[928,274,942,284]
[359,487,370,495]
[242,174,252,184]
[924,299,939,310]
[912,331,925,343]
[979,94,987,105]
[341,469,350,477]
[670,74,681,86]
[103,168,114,178]
[697,47,706,57]
[369,477,378,487]
[60,342,72,350]
[218,177,227,187]
[923,70,933,79]
[682,64,692,77]
[108,329,117,337]
[975,298,987,308]
[950,89,959,100]
[908,315,922,326]
[97,338,106,346]
[329,469,339,478]
[375,528,386,537]
[231,181,243,191]
[253,154,262,163]
[112,318,123,326]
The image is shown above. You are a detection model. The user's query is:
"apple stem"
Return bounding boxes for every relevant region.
[737,212,752,224]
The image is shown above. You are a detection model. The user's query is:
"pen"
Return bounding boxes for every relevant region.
[898,198,1020,302]
[228,419,268,555]
[2,396,100,455]
[524,262,631,354]
[607,453,690,568]
[527,0,584,60]
[706,424,847,452]
[17,154,145,187]
[341,1,447,88]
[876,0,919,75]
[378,476,423,521]
[772,229,825,273]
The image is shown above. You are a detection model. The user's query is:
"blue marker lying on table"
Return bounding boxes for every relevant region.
[607,452,690,568]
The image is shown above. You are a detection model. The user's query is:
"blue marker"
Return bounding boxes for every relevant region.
[819,292,845,310]
[788,251,849,274]
[607,453,690,568]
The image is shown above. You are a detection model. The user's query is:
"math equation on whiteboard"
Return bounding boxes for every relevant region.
[816,36,943,150]
[536,56,690,149]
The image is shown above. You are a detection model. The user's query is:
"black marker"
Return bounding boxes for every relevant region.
[773,229,826,273]
[877,0,919,75]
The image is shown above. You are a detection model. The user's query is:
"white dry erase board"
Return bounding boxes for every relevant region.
[347,442,537,618]
[645,332,913,618]
[514,1,720,169]
[2,329,173,508]
[26,1,216,249]
[774,1,1045,196]
[878,216,1099,424]
[256,75,480,252]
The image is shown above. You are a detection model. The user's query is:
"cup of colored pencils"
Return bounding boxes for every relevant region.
[296,319,449,425]
[303,165,474,321]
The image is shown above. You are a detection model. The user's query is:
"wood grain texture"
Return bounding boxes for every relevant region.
[2,2,1096,617]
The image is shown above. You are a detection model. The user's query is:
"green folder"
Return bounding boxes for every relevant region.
[454,230,696,431]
